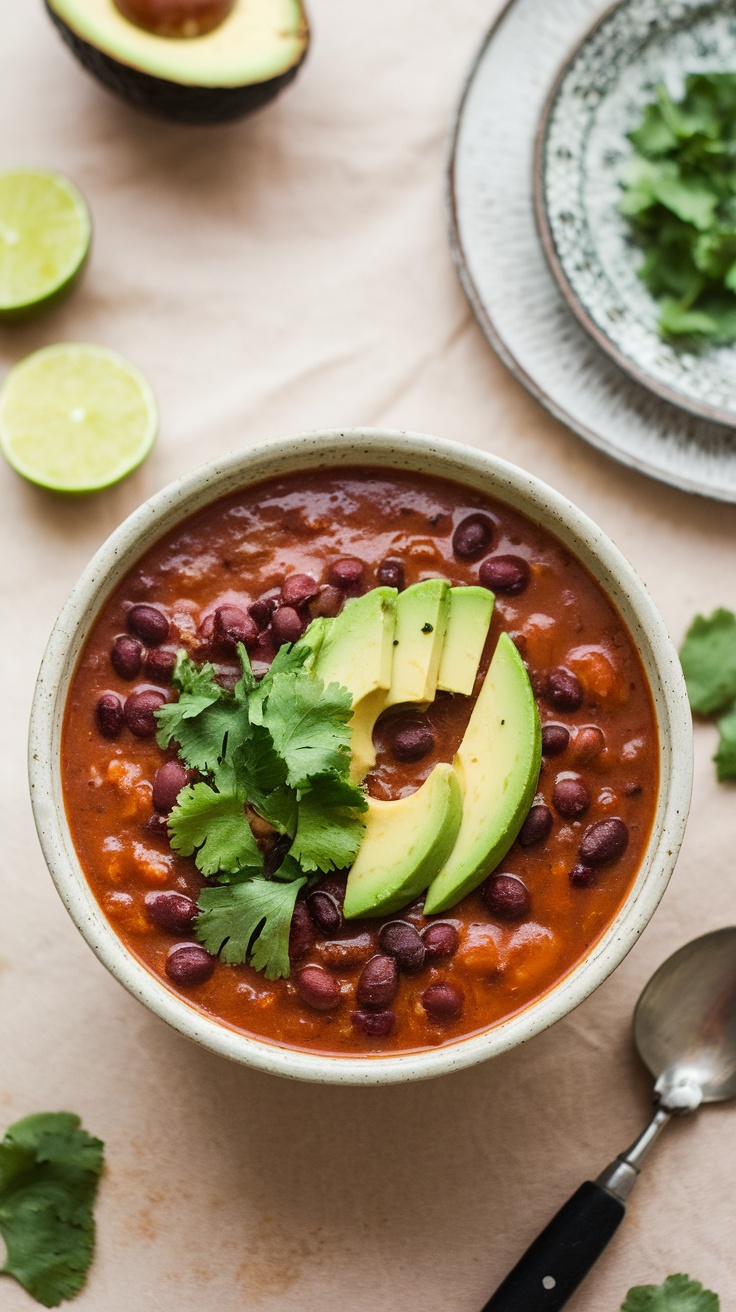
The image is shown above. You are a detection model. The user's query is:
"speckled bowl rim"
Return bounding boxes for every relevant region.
[533,0,736,429]
[29,428,693,1085]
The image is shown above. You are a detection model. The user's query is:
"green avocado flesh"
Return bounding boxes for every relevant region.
[314,588,398,782]
[385,579,451,708]
[47,0,308,86]
[423,632,541,915]
[437,586,495,696]
[344,764,463,920]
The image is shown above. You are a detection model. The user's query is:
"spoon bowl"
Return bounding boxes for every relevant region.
[635,926,736,1110]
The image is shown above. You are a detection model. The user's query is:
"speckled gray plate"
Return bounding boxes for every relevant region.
[449,0,736,501]
[536,0,736,426]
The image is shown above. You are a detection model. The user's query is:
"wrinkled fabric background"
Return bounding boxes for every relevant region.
[1,2,734,1308]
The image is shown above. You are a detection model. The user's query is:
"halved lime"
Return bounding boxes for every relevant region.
[0,169,91,319]
[0,343,158,493]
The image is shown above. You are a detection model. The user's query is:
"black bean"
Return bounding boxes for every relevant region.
[574,726,606,762]
[479,554,530,595]
[452,514,495,561]
[311,584,344,618]
[356,955,399,1009]
[351,1009,395,1037]
[378,921,425,973]
[542,723,570,757]
[376,558,405,590]
[271,606,305,646]
[295,965,341,1011]
[249,597,277,630]
[579,818,629,865]
[152,760,190,814]
[391,720,435,763]
[96,692,124,739]
[165,943,215,986]
[214,605,258,653]
[144,648,177,684]
[518,804,553,847]
[422,922,459,960]
[546,667,584,712]
[124,689,167,738]
[421,982,464,1022]
[143,813,170,839]
[289,901,316,962]
[570,863,596,888]
[552,777,591,819]
[111,635,143,680]
[282,573,319,606]
[482,873,531,920]
[329,558,365,590]
[307,891,344,938]
[127,604,169,647]
[145,890,198,934]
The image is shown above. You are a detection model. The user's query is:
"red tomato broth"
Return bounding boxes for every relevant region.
[61,468,659,1056]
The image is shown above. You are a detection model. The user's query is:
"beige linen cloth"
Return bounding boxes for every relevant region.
[1,2,734,1308]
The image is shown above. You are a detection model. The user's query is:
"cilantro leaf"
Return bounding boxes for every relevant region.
[622,74,736,342]
[291,774,367,873]
[260,671,353,787]
[622,1273,719,1311]
[168,783,263,878]
[714,700,736,781]
[196,877,307,979]
[0,1112,104,1308]
[155,650,222,749]
[680,608,736,713]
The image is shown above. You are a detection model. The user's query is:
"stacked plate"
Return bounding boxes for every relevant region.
[449,0,736,501]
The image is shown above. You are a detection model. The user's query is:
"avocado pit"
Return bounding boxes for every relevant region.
[114,0,234,37]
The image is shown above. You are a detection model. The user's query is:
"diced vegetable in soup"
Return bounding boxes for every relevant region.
[61,468,658,1056]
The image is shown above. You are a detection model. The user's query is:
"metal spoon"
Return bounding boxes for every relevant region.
[482,927,736,1311]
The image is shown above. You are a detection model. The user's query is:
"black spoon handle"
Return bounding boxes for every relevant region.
[480,1181,625,1311]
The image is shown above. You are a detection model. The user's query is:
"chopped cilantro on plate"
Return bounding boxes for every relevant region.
[157,628,365,979]
[621,73,736,343]
[622,1273,719,1311]
[0,1112,104,1307]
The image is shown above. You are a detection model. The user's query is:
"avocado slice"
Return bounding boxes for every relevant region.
[436,586,495,697]
[46,0,309,124]
[423,632,541,915]
[384,579,451,709]
[344,764,462,920]
[315,587,398,782]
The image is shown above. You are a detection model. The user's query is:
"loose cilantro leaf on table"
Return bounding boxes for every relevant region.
[714,701,736,781]
[621,72,736,343]
[0,1112,104,1307]
[679,608,736,713]
[155,624,366,979]
[622,1273,719,1311]
[197,877,307,979]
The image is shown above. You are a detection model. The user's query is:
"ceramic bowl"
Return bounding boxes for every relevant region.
[29,429,693,1085]
[535,0,736,426]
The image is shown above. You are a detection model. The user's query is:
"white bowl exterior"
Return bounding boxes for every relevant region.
[29,429,693,1085]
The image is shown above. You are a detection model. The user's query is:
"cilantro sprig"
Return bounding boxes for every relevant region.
[622,1273,719,1311]
[0,1113,104,1307]
[621,73,736,343]
[679,607,736,781]
[156,625,366,979]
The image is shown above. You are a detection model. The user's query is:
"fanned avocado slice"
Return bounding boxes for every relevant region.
[46,0,309,124]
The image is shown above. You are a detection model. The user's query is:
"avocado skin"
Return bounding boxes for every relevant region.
[46,3,307,124]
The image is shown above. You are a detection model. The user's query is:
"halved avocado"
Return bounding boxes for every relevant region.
[46,0,309,124]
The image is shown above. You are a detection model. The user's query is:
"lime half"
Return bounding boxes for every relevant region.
[0,343,158,493]
[0,169,91,319]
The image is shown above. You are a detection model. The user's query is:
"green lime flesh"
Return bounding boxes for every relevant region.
[0,343,158,493]
[0,169,91,319]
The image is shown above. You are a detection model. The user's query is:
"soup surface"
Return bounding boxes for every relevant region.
[62,467,659,1056]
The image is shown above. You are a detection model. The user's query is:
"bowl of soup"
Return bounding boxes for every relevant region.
[29,429,693,1084]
